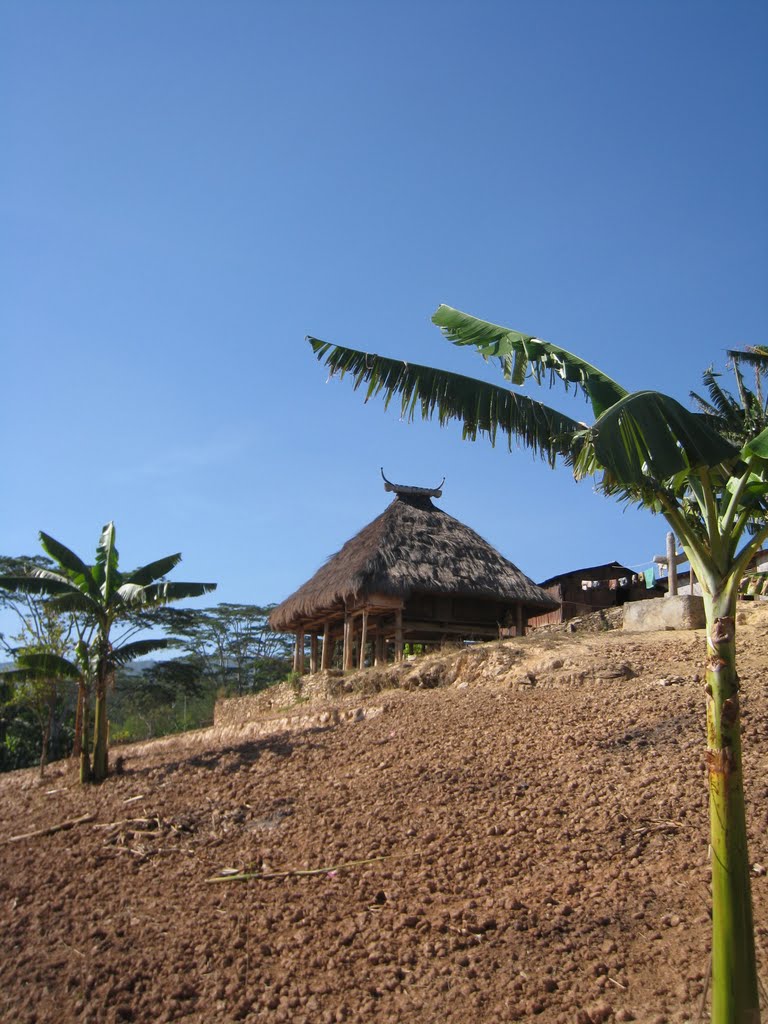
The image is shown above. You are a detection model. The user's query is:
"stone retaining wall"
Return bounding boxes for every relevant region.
[213,696,383,737]
[623,594,706,632]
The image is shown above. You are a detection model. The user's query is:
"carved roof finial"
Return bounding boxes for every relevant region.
[381,467,444,498]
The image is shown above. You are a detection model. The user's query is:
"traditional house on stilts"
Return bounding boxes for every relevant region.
[268,473,558,675]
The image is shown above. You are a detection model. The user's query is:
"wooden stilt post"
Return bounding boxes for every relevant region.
[343,614,355,671]
[516,604,524,638]
[375,632,384,666]
[321,621,332,670]
[309,633,318,675]
[395,607,404,663]
[294,632,305,675]
[359,610,368,670]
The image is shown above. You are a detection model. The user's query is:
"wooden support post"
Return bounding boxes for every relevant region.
[309,633,318,675]
[294,632,305,675]
[321,621,332,670]
[375,633,384,666]
[515,604,524,638]
[667,531,678,597]
[394,608,404,663]
[358,610,368,670]
[343,615,355,671]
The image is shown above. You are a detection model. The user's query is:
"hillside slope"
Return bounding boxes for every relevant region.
[1,606,767,1024]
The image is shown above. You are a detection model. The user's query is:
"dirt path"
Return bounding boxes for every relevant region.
[1,606,767,1023]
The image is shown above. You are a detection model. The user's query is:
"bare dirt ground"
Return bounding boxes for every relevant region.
[2,605,768,1024]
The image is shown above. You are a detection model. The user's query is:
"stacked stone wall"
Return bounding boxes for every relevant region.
[213,695,382,736]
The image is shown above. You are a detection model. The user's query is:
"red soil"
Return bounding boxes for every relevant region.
[2,608,767,1023]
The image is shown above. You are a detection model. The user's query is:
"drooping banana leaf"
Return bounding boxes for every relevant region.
[130,581,217,606]
[45,588,102,616]
[110,638,171,666]
[690,369,743,428]
[308,338,584,465]
[581,390,739,487]
[123,554,183,587]
[3,652,81,679]
[0,571,83,598]
[431,305,627,417]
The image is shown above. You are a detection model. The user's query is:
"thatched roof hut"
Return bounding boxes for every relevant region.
[270,475,557,673]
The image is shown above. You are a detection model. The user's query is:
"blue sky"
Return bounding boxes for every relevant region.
[2,1,767,629]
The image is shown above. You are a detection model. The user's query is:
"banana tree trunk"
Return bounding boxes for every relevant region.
[39,704,52,779]
[72,679,85,760]
[92,681,108,782]
[704,589,760,1022]
[79,699,91,785]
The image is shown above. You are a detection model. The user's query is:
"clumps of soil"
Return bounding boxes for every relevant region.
[1,604,768,1023]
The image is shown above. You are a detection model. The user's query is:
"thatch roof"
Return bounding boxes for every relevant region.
[269,492,558,631]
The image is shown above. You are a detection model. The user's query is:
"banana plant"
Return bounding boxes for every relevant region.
[0,524,216,782]
[2,649,85,777]
[740,571,768,598]
[309,305,768,1022]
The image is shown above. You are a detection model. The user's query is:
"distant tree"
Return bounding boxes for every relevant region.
[139,603,293,695]
[0,524,215,783]
[110,659,209,741]
[137,658,205,703]
[0,555,60,653]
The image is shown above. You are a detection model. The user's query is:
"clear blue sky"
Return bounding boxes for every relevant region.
[2,1,767,626]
